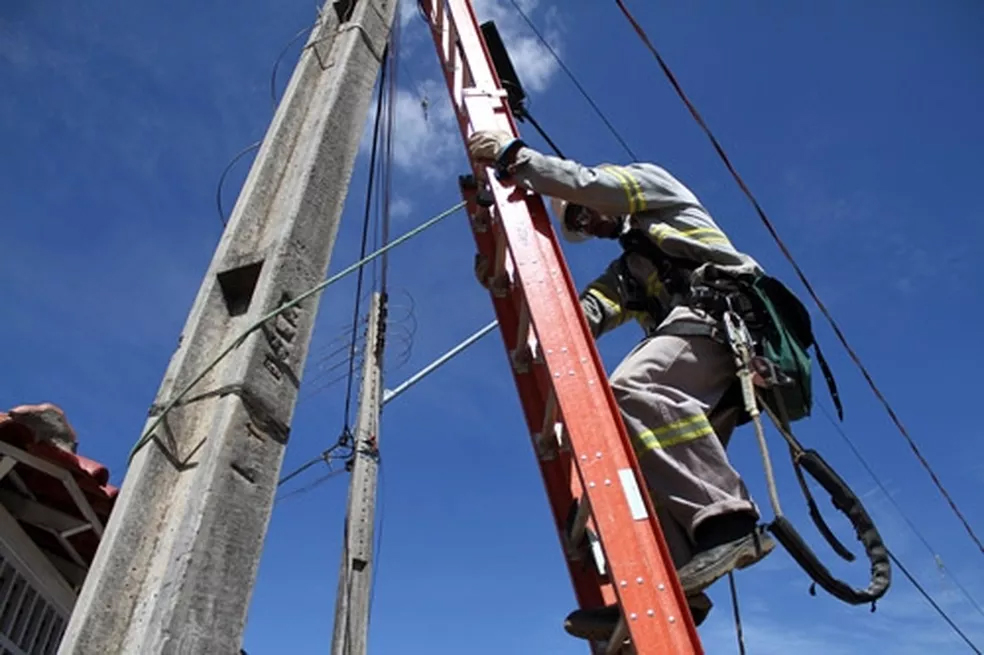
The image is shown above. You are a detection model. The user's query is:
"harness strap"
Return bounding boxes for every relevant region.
[790,446,855,562]
[767,449,892,605]
[814,341,844,420]
[650,319,725,342]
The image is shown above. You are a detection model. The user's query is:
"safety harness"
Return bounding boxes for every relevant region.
[617,228,892,608]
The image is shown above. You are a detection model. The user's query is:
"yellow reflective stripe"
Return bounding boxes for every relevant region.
[634,414,714,453]
[586,286,622,314]
[648,224,731,247]
[680,227,731,245]
[645,271,663,297]
[619,168,647,212]
[600,165,643,213]
[648,224,670,245]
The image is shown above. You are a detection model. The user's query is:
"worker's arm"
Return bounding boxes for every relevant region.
[579,256,647,339]
[511,146,702,217]
[467,132,701,217]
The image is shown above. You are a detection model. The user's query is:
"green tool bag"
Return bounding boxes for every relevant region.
[745,275,843,424]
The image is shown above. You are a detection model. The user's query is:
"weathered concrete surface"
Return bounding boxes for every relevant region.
[58,1,399,653]
[329,292,384,655]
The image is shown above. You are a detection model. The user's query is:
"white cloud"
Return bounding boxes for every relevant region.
[361,77,461,180]
[470,0,562,93]
[389,195,413,221]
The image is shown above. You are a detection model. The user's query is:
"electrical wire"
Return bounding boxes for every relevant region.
[216,141,262,226]
[216,17,325,229]
[128,200,465,460]
[271,22,320,110]
[380,16,399,294]
[727,573,746,655]
[815,401,984,621]
[887,549,983,654]
[276,468,347,503]
[613,0,984,559]
[502,0,637,160]
[341,44,390,431]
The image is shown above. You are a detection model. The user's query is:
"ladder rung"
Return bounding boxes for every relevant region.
[485,220,511,298]
[568,496,592,548]
[510,302,531,373]
[534,390,563,459]
[468,204,491,232]
[564,498,607,575]
[603,617,631,655]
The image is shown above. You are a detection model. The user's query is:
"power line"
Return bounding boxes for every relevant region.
[216,141,261,226]
[502,0,637,160]
[613,0,984,559]
[816,401,984,621]
[727,573,746,655]
[341,45,390,431]
[217,18,325,228]
[129,200,465,460]
[271,21,320,109]
[887,549,983,654]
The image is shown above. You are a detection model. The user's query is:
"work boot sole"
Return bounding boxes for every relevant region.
[563,592,713,642]
[677,526,775,596]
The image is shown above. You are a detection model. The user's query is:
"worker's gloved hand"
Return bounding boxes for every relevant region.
[468,130,521,167]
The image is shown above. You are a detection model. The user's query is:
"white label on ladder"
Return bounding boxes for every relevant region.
[618,468,649,520]
[588,530,607,577]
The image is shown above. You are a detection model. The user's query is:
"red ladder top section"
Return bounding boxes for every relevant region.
[417,1,704,653]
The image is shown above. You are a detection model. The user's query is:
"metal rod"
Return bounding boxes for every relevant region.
[382,320,499,405]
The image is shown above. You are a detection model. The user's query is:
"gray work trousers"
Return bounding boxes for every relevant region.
[610,306,758,569]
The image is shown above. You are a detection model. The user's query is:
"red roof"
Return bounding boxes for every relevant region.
[0,403,119,568]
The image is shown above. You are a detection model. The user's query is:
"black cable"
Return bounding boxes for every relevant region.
[502,0,637,160]
[215,19,327,230]
[277,455,325,487]
[341,45,390,429]
[814,401,984,621]
[380,21,398,295]
[275,468,347,504]
[216,141,261,226]
[516,108,565,158]
[888,549,983,654]
[271,22,319,110]
[727,572,746,655]
[614,0,984,560]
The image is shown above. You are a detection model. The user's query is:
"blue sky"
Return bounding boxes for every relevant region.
[2,0,983,653]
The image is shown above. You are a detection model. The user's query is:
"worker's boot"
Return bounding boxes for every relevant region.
[676,512,774,596]
[563,592,712,641]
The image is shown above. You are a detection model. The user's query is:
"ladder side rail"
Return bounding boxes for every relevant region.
[418,1,704,652]
[460,186,609,613]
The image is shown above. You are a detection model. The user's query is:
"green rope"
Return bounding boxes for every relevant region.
[129,201,465,461]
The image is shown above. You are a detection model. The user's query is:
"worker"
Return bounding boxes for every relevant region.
[467,130,776,641]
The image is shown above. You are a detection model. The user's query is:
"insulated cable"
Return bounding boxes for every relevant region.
[613,0,984,559]
[815,401,984,621]
[727,573,746,655]
[341,44,390,433]
[502,0,637,159]
[216,141,261,226]
[887,549,983,654]
[128,200,465,461]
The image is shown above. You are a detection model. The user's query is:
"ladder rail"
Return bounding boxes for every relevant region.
[418,1,704,652]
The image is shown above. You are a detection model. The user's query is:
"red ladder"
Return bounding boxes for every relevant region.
[417,1,704,653]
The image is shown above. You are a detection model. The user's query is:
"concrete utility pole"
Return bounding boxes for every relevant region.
[59,1,398,653]
[330,291,385,655]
